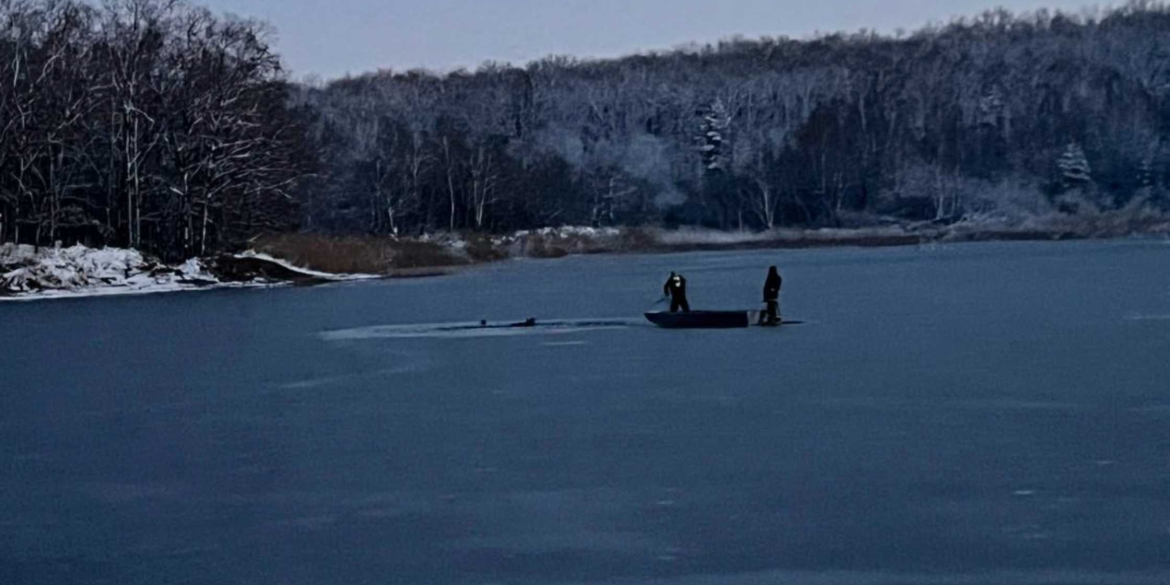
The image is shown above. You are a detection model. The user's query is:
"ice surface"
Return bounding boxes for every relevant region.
[2,240,1169,584]
[1122,313,1170,321]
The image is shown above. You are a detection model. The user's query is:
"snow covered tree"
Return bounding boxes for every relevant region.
[1052,142,1101,213]
[1057,142,1092,187]
[697,97,730,172]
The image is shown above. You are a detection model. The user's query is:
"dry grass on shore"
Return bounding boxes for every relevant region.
[248,213,1170,276]
[250,234,466,274]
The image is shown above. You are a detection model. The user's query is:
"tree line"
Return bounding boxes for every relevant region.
[3,0,1170,259]
[0,0,309,260]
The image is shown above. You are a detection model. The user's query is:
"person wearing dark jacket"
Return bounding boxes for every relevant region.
[760,266,782,325]
[663,271,690,313]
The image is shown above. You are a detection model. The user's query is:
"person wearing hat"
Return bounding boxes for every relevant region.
[663,271,690,313]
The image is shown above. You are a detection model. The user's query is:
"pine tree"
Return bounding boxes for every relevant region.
[1057,142,1092,188]
[1052,142,1103,213]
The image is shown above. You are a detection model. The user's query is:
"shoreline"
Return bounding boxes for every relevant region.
[0,271,455,303]
[613,229,1166,254]
[507,221,1170,258]
[3,223,1167,302]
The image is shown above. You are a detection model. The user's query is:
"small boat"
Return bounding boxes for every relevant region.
[644,310,758,329]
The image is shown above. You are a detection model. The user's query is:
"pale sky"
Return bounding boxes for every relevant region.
[198,0,1102,80]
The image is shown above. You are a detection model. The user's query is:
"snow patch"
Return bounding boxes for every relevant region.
[0,243,380,301]
[513,226,622,240]
[1,244,225,300]
[233,251,381,281]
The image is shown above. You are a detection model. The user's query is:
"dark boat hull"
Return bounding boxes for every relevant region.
[644,310,754,329]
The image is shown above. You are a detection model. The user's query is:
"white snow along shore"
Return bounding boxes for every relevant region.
[0,244,384,301]
[231,250,382,281]
[0,243,225,300]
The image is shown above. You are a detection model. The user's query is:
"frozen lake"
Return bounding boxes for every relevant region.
[2,240,1169,584]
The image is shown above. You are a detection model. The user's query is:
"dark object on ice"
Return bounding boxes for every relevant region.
[441,318,626,332]
[645,310,751,329]
[759,265,782,326]
[476,317,535,328]
[662,272,690,312]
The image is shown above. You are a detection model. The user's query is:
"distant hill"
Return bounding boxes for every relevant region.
[298,3,1170,235]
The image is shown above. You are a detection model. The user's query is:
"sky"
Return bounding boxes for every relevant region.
[198,0,1103,80]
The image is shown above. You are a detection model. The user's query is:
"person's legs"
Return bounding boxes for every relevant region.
[670,298,680,313]
[765,300,779,325]
[679,297,690,312]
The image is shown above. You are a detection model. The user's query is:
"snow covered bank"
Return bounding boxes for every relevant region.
[498,215,1170,256]
[512,226,622,240]
[496,224,918,255]
[0,244,226,301]
[230,251,381,282]
[259,217,1167,275]
[0,244,381,302]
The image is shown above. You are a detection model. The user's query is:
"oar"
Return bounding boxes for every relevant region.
[649,295,669,310]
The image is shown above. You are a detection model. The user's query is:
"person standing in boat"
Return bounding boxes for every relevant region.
[760,265,782,326]
[663,271,690,313]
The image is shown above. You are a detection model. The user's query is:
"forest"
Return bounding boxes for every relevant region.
[2,0,1169,260]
